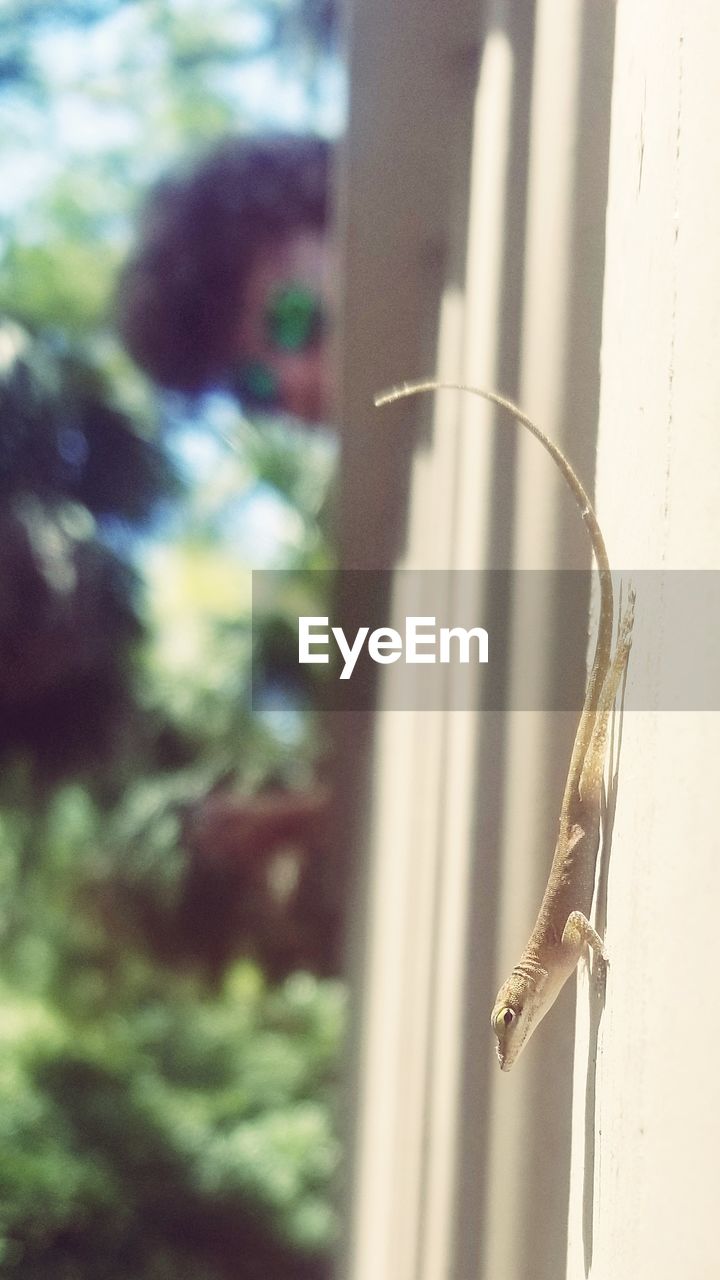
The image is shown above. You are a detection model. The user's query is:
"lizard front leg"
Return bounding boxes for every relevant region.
[562,910,609,996]
[561,910,606,960]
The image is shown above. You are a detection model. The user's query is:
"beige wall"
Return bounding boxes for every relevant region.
[569,5,720,1278]
[337,2,717,1278]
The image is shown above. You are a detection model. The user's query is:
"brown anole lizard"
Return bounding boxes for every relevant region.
[374,381,634,1070]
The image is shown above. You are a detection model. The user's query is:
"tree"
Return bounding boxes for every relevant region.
[0,3,344,1275]
[0,317,178,774]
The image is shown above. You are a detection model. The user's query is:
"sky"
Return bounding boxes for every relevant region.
[0,0,345,220]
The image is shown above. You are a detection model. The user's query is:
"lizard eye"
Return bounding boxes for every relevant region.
[494,1006,516,1033]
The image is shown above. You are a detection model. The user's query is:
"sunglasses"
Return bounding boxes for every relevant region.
[229,283,325,410]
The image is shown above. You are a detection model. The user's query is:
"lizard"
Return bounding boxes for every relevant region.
[374,380,634,1071]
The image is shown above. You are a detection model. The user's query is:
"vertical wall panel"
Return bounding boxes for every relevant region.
[568,5,720,1278]
[339,1,617,1278]
[479,4,615,1280]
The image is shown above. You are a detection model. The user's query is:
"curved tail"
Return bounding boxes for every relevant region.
[375,380,614,767]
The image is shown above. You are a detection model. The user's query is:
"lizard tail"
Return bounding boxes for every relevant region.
[375,379,614,720]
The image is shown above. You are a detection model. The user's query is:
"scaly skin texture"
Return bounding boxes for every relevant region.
[375,381,634,1071]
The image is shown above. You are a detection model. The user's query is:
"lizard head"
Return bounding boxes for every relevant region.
[490,966,548,1071]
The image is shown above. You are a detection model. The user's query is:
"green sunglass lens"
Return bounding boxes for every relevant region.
[232,361,280,407]
[267,284,323,352]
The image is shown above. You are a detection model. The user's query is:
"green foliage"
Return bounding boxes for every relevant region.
[0,238,122,335]
[0,968,344,1278]
[0,3,344,1276]
[0,320,179,774]
[0,320,175,516]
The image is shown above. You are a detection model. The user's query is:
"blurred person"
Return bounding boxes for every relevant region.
[117,135,337,963]
[117,134,335,423]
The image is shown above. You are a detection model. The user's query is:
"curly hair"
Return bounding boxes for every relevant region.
[116,134,330,393]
